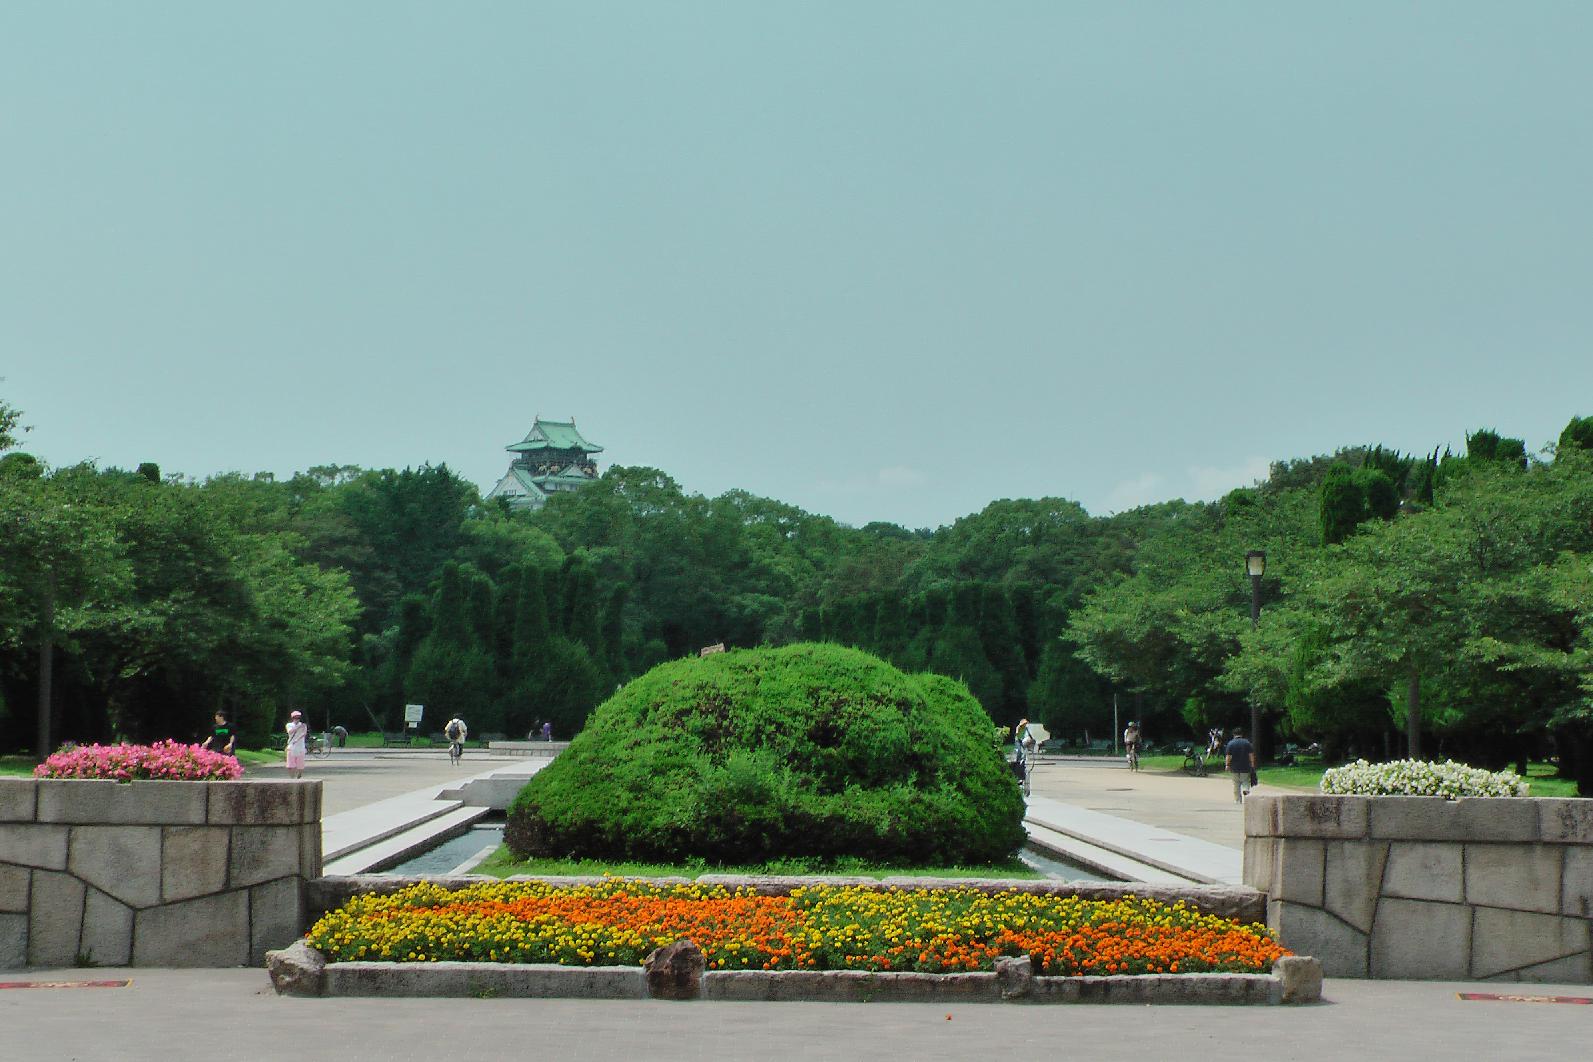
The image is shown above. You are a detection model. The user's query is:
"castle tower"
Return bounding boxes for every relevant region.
[486,416,603,510]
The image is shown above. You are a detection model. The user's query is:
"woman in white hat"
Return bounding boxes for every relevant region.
[284,710,309,778]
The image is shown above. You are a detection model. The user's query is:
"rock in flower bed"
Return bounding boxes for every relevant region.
[33,739,243,781]
[305,880,1289,977]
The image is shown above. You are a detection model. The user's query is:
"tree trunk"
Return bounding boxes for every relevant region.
[1406,662,1422,761]
[35,583,55,762]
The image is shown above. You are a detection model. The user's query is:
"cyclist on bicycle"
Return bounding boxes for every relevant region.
[444,716,467,765]
[1123,721,1142,772]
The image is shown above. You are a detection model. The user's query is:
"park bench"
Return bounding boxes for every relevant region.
[381,731,411,747]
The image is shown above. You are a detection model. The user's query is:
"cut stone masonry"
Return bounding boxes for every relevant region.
[1245,794,1593,983]
[0,778,321,968]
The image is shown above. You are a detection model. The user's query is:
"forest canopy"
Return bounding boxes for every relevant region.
[3,392,1591,793]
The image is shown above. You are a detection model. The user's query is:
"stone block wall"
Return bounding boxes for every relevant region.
[1245,794,1593,983]
[0,778,321,969]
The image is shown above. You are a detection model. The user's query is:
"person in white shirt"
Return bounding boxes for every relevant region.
[1123,721,1142,771]
[1014,718,1038,796]
[284,710,308,779]
[445,717,468,765]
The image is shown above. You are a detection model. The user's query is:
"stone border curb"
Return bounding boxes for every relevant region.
[265,942,1322,1005]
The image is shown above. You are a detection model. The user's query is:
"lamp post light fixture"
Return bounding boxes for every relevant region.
[1245,550,1266,762]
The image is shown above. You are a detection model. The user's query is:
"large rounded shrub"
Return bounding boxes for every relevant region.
[506,644,1026,866]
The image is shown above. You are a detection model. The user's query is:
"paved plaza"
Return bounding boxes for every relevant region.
[1027,756,1249,849]
[245,748,525,815]
[5,750,1586,1059]
[0,967,1587,1061]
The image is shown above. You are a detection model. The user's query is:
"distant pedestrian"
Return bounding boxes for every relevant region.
[1225,727,1255,803]
[284,711,308,779]
[1014,718,1037,796]
[541,721,552,742]
[201,712,237,758]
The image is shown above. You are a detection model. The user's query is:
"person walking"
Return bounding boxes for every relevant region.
[541,720,552,743]
[284,710,308,779]
[1225,727,1256,803]
[1014,718,1037,797]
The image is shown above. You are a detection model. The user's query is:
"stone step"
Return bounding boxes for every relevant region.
[322,806,492,876]
[444,843,502,876]
[1023,795,1243,885]
[322,796,467,862]
[1022,822,1194,885]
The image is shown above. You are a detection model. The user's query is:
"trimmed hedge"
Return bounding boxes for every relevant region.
[506,644,1026,866]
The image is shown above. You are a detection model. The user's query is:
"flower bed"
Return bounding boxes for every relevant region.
[1319,758,1525,798]
[34,740,244,781]
[305,881,1288,977]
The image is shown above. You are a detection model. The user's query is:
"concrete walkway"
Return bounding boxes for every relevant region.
[245,748,525,817]
[1022,758,1274,884]
[247,750,546,874]
[0,967,1586,1061]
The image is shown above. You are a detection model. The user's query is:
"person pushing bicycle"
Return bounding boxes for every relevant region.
[444,716,467,765]
[1123,721,1142,772]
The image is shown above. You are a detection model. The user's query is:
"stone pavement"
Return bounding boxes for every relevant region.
[245,748,525,816]
[248,750,536,873]
[0,966,1586,1061]
[1026,756,1252,850]
[1024,793,1244,884]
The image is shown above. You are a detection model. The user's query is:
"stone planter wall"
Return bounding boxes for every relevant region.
[1244,793,1593,983]
[0,778,321,969]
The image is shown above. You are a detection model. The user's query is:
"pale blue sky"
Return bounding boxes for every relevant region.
[4,3,1591,527]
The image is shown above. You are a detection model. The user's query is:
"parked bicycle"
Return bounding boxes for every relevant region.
[1181,728,1225,777]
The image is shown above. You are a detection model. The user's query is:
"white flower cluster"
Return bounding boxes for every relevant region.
[1319,758,1527,799]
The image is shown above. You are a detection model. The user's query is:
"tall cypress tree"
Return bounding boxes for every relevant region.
[429,562,472,646]
[601,584,629,678]
[796,606,822,642]
[1008,583,1043,681]
[930,583,1003,721]
[976,584,1028,718]
[872,593,909,662]
[466,569,496,648]
[513,567,550,660]
[1319,464,1363,545]
[562,557,603,655]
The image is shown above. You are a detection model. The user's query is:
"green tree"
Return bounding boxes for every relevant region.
[1559,415,1593,453]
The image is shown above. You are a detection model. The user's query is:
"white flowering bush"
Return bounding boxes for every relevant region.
[1319,759,1527,799]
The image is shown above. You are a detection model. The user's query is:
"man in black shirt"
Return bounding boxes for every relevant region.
[1224,727,1254,803]
[201,712,237,757]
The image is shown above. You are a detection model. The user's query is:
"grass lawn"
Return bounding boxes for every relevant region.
[0,755,36,777]
[1133,753,1580,797]
[1523,762,1580,797]
[236,748,285,768]
[474,847,1041,880]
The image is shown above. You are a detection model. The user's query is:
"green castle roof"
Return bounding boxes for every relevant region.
[506,418,603,454]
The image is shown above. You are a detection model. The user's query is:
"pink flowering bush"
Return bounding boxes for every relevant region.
[34,740,244,782]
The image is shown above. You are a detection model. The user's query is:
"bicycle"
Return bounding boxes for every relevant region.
[448,740,463,766]
[314,731,334,758]
[1181,728,1225,777]
[1126,743,1140,772]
